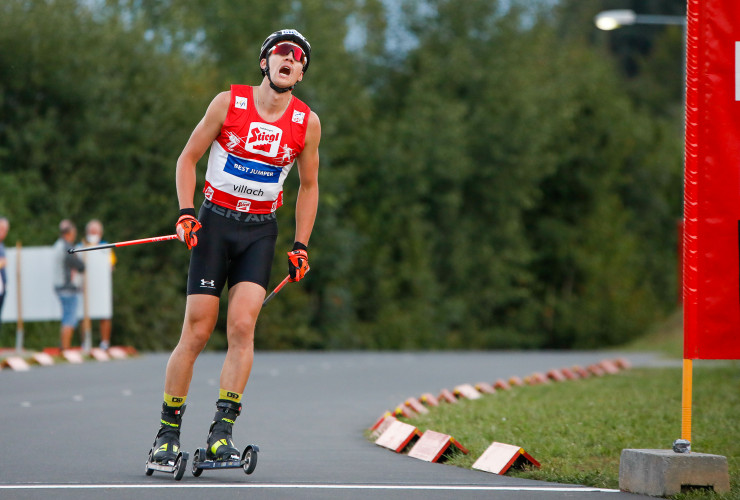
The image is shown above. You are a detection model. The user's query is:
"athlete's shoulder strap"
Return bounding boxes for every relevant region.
[230,84,252,99]
[290,95,310,116]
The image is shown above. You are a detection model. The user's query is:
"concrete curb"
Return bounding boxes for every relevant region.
[620,448,730,496]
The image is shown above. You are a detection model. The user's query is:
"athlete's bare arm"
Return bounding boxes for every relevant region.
[176,91,231,211]
[294,110,321,245]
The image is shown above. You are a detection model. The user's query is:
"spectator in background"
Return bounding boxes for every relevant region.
[0,216,8,319]
[53,219,85,350]
[82,219,116,350]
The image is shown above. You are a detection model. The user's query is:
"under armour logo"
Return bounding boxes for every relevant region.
[200,279,216,288]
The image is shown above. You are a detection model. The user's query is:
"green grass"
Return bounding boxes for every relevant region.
[385,311,739,498]
[395,364,739,498]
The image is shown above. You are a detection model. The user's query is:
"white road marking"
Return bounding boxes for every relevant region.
[0,483,619,493]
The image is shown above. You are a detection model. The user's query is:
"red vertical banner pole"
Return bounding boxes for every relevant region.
[682,0,740,450]
[682,0,699,360]
[681,359,693,442]
[683,0,740,361]
[682,0,700,446]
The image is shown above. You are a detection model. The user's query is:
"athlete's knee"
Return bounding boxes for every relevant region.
[182,298,217,335]
[177,319,214,355]
[174,334,208,360]
[227,317,256,345]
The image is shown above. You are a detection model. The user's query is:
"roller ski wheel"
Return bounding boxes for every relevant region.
[144,449,189,481]
[190,444,259,477]
[242,445,258,475]
[173,453,187,481]
[191,448,206,477]
[145,450,155,476]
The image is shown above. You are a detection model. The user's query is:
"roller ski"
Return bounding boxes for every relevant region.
[191,399,259,477]
[145,403,189,480]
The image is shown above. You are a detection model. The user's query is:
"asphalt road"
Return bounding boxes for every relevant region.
[0,350,665,499]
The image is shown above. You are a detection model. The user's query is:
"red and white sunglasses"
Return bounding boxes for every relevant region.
[271,42,307,64]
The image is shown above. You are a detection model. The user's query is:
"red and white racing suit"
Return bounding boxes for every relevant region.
[203,84,311,214]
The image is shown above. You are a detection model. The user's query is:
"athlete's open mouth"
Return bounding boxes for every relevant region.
[279,64,292,77]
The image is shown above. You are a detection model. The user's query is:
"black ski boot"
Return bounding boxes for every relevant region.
[151,403,186,465]
[205,399,241,461]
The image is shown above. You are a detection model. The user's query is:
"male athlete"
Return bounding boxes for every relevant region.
[148,29,320,466]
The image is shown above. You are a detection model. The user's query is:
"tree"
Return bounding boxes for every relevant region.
[0,0,214,348]
[1,0,684,350]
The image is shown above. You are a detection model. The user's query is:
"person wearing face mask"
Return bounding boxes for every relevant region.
[82,219,116,350]
[54,219,85,350]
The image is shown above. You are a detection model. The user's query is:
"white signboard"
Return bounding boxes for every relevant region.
[1,246,112,323]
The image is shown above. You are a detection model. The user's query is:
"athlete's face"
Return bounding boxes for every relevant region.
[262,45,305,87]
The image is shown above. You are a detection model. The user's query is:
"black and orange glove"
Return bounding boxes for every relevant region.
[175,208,202,250]
[287,242,309,282]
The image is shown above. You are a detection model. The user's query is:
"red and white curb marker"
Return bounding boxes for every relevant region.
[2,356,31,371]
[375,420,420,453]
[369,358,633,476]
[0,346,137,372]
[472,441,540,475]
[408,430,469,463]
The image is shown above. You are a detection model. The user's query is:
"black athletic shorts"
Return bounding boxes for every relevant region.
[187,200,278,296]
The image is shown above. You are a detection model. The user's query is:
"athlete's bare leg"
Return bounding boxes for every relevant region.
[148,294,219,465]
[219,282,266,393]
[164,294,220,396]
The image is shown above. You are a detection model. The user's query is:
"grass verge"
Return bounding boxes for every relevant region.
[395,363,739,499]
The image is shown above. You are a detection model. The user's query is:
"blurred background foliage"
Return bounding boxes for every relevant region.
[0,0,685,351]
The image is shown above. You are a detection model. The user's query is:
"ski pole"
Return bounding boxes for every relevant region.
[68,234,179,254]
[262,275,291,306]
[262,266,310,306]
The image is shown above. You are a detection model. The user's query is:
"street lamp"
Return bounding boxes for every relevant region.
[594,9,685,31]
[594,8,687,98]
